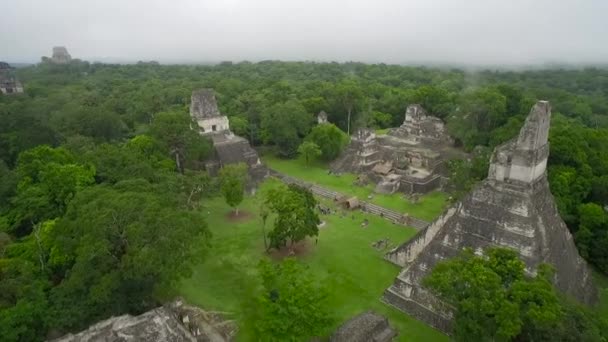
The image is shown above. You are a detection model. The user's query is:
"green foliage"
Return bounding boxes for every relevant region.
[7,146,95,235]
[411,85,453,119]
[229,116,249,137]
[264,184,320,250]
[150,110,212,172]
[43,182,209,331]
[334,79,364,135]
[219,163,248,214]
[425,249,558,341]
[305,123,349,161]
[446,148,489,200]
[448,87,507,149]
[261,100,312,158]
[251,258,332,341]
[297,141,321,165]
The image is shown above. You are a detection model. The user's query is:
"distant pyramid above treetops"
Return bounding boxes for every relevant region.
[382,101,597,333]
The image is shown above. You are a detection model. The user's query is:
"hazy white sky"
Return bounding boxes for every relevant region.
[1,0,607,65]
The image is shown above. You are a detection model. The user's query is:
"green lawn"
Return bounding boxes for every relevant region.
[178,179,447,341]
[262,154,449,221]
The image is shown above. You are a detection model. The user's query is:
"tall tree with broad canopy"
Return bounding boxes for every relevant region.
[261,100,312,158]
[149,110,211,173]
[305,123,349,161]
[264,184,320,250]
[219,163,248,216]
[8,145,95,235]
[424,247,606,341]
[249,258,332,341]
[297,141,321,166]
[44,180,210,332]
[335,79,364,135]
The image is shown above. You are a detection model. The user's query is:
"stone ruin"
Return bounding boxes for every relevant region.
[330,311,397,342]
[317,110,328,124]
[389,104,453,144]
[382,101,597,333]
[52,299,237,342]
[331,104,463,195]
[190,89,267,182]
[51,46,72,64]
[0,62,24,95]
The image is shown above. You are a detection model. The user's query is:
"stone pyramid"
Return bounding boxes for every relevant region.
[382,101,597,332]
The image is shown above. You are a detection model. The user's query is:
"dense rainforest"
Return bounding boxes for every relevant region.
[1,60,607,340]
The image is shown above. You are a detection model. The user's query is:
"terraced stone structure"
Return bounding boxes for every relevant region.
[190,89,266,181]
[331,104,461,194]
[0,62,24,95]
[382,101,597,333]
[51,46,72,64]
[52,299,237,342]
[330,311,397,342]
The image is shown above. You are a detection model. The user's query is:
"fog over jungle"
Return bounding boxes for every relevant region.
[1,0,607,66]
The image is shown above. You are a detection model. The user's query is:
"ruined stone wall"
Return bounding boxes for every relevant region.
[190,89,221,119]
[385,206,459,267]
[197,116,230,134]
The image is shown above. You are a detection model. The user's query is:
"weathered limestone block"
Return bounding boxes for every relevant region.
[317,110,328,124]
[51,299,237,342]
[0,62,24,95]
[330,311,397,342]
[51,46,72,64]
[383,101,597,334]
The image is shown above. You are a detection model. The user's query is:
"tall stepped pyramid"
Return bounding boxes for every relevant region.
[382,101,597,333]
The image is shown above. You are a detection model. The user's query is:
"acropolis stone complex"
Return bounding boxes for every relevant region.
[190,89,266,181]
[0,62,24,95]
[331,104,461,194]
[382,101,597,333]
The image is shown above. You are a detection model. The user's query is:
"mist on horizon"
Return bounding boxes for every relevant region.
[1,0,607,66]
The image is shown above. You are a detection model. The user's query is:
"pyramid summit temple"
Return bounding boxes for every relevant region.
[383,101,597,333]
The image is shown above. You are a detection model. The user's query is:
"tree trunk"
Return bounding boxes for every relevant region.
[174,151,183,174]
[262,221,268,251]
[235,207,239,216]
[347,107,352,135]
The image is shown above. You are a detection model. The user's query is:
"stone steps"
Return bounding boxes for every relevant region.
[268,168,431,230]
[373,327,398,342]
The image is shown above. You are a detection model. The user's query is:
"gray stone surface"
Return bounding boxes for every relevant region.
[331,311,397,342]
[51,46,72,64]
[51,299,237,342]
[0,62,24,95]
[383,101,597,333]
[317,110,328,124]
[189,89,266,183]
[331,105,460,195]
[191,89,222,120]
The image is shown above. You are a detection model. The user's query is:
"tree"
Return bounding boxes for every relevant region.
[219,163,248,216]
[44,182,210,331]
[8,146,95,235]
[297,141,321,166]
[335,79,363,135]
[412,85,453,119]
[251,258,332,341]
[305,123,349,161]
[261,100,312,158]
[150,110,211,173]
[424,248,565,342]
[264,184,320,250]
